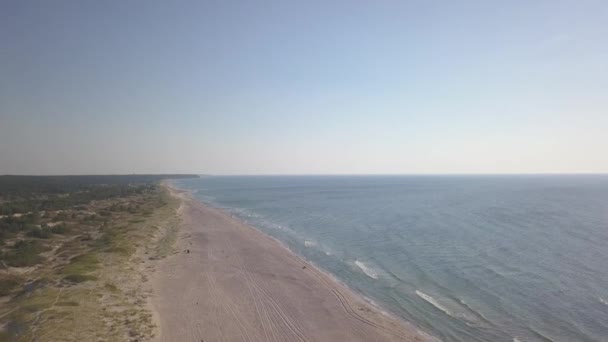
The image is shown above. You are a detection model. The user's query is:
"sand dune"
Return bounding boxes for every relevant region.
[150,186,429,342]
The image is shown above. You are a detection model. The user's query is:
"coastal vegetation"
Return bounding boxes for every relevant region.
[0,175,193,341]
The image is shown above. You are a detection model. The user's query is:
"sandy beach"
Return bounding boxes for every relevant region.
[149,185,429,342]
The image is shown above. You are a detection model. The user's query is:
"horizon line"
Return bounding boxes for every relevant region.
[2,172,608,177]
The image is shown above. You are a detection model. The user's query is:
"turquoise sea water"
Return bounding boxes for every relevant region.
[172,175,608,342]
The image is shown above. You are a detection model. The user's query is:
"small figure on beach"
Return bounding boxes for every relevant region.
[186,249,190,254]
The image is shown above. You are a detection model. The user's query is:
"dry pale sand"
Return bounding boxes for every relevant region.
[150,186,431,342]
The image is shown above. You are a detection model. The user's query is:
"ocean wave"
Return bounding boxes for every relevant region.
[355,260,379,279]
[302,239,335,256]
[600,297,608,306]
[304,239,317,248]
[458,298,491,324]
[416,291,485,326]
[529,327,556,342]
[416,290,452,316]
[228,207,261,220]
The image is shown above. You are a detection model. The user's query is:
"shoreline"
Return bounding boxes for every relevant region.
[149,183,433,341]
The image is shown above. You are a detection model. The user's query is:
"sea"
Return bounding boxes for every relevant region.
[171,175,608,342]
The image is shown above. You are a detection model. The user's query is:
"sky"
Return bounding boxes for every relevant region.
[1,0,607,175]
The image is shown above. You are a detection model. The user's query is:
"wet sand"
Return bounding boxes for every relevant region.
[150,186,430,341]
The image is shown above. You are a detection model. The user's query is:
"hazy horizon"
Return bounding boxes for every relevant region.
[3,172,608,177]
[2,1,607,175]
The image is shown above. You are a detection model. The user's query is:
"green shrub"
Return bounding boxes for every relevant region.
[61,253,99,275]
[56,301,79,306]
[50,224,69,234]
[104,283,119,292]
[63,274,98,283]
[27,227,52,239]
[3,240,46,267]
[55,212,68,220]
[0,331,12,342]
[80,234,93,241]
[0,276,22,296]
[105,246,134,255]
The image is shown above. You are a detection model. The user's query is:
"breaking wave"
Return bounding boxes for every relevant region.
[355,260,379,279]
[304,239,317,248]
[416,290,451,316]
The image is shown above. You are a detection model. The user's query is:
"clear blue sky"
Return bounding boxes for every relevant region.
[1,0,607,175]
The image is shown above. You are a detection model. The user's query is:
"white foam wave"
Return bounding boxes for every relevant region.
[416,290,452,316]
[355,260,379,279]
[458,298,490,323]
[304,240,317,248]
[600,297,608,305]
[513,338,522,342]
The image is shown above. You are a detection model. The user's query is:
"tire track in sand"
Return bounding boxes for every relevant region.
[284,252,412,340]
[206,247,258,342]
[224,237,308,342]
[237,253,278,342]
[206,248,226,342]
[241,268,307,342]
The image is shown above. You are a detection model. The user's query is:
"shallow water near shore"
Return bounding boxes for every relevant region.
[172,175,608,342]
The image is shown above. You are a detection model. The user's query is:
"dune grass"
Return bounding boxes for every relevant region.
[0,184,181,341]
